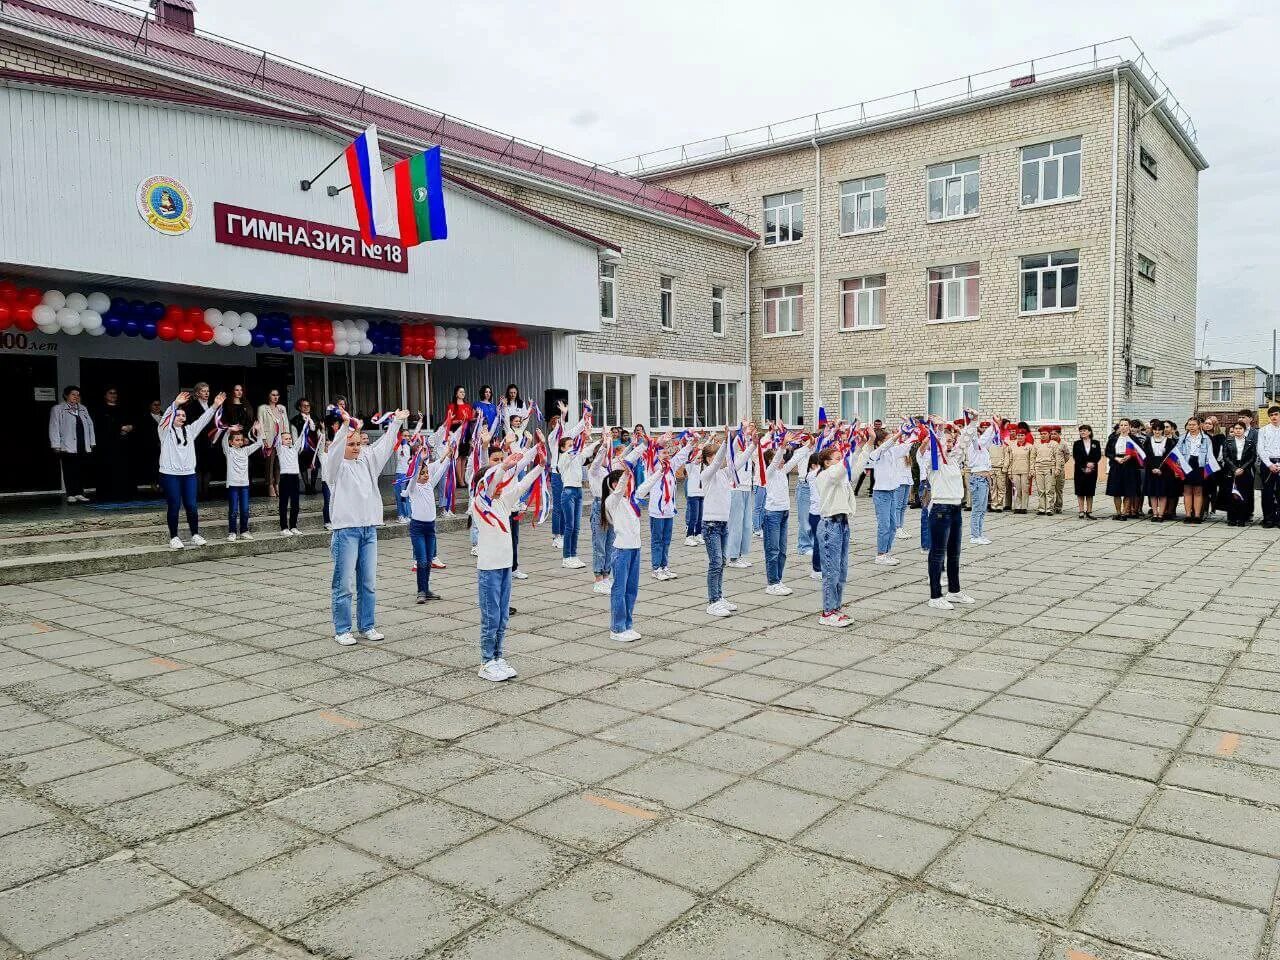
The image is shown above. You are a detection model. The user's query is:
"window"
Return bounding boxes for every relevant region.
[762,380,805,426]
[841,275,886,330]
[840,375,887,423]
[927,263,980,322]
[764,284,804,335]
[660,277,674,330]
[1136,365,1155,387]
[1020,250,1079,314]
[763,190,804,246]
[650,378,738,429]
[927,369,979,421]
[1020,137,1082,206]
[1139,146,1158,179]
[578,372,632,428]
[1137,254,1156,282]
[599,262,616,322]
[839,175,887,234]
[1019,365,1077,423]
[1210,378,1232,403]
[711,286,725,337]
[926,157,979,221]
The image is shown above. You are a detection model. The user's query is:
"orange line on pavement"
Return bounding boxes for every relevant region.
[31,622,50,633]
[148,657,184,670]
[317,710,363,729]
[1066,950,1100,960]
[1216,733,1241,757]
[702,650,738,665]
[583,794,659,820]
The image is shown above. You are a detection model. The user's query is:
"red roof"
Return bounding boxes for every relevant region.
[1,0,757,241]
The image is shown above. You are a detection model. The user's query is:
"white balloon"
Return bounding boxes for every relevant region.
[203,308,222,327]
[241,314,257,331]
[457,334,470,349]
[445,346,458,360]
[56,308,80,330]
[87,292,110,314]
[79,310,102,332]
[356,318,369,333]
[333,340,350,356]
[359,339,373,355]
[459,348,471,360]
[231,327,252,347]
[42,290,66,309]
[36,323,60,335]
[86,323,106,337]
[63,323,83,336]
[65,292,88,312]
[213,326,234,346]
[222,311,241,330]
[433,324,445,340]
[32,304,56,326]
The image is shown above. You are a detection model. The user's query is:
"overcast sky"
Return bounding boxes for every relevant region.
[155,0,1277,371]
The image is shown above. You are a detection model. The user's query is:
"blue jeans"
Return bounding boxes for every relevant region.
[808,513,821,571]
[763,509,788,584]
[160,472,198,538]
[818,516,850,612]
[703,520,727,602]
[894,483,910,531]
[227,485,250,534]
[394,472,410,519]
[969,476,990,537]
[872,489,897,554]
[796,481,813,552]
[478,567,512,661]
[590,499,614,576]
[560,486,583,558]
[550,471,565,537]
[685,495,704,537]
[650,516,673,569]
[928,503,963,599]
[321,482,331,524]
[752,485,767,533]
[409,519,436,594]
[727,489,752,559]
[610,547,640,632]
[331,525,378,635]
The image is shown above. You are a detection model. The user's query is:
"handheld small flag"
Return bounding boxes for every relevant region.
[1164,448,1190,479]
[1119,436,1146,465]
[392,146,448,246]
[344,125,394,243]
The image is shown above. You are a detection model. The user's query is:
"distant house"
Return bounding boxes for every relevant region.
[1194,361,1269,418]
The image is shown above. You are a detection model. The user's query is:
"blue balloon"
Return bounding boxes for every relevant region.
[123,319,140,336]
[281,339,294,352]
[140,323,158,341]
[250,333,265,347]
[110,297,129,316]
[147,301,165,321]
[104,321,122,337]
[129,300,147,319]
[267,335,281,349]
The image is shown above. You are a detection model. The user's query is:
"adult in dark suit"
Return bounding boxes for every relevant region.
[291,398,320,494]
[1071,425,1103,518]
[1219,419,1258,526]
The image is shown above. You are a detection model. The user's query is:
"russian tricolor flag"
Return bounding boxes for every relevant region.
[1164,447,1190,478]
[345,125,394,243]
[1119,435,1146,465]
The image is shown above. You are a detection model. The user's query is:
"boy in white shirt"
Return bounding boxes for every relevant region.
[408,437,453,602]
[276,427,305,536]
[222,427,264,541]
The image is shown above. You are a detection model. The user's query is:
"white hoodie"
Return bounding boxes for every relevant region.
[325,417,403,529]
[158,404,217,476]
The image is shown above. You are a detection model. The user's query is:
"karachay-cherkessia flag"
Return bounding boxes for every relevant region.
[392,147,449,246]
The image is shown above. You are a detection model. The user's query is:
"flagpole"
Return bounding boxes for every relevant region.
[327,159,396,197]
[300,150,346,192]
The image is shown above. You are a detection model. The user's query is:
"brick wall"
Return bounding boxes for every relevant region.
[0,37,161,87]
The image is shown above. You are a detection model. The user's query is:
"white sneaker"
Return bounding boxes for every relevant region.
[819,611,853,628]
[335,632,358,646]
[431,557,446,569]
[65,495,77,504]
[280,528,293,537]
[695,536,705,545]
[496,658,518,679]
[478,660,509,682]
[513,569,529,580]
[168,537,185,550]
[593,580,611,594]
[874,555,900,566]
[226,533,238,542]
[610,631,637,643]
[809,571,823,580]
[562,557,586,569]
[706,600,732,617]
[470,546,478,556]
[971,537,992,545]
[765,584,782,596]
[684,536,698,546]
[626,629,642,641]
[946,592,976,604]
[724,600,739,611]
[928,597,955,610]
[651,570,667,581]
[291,527,302,535]
[769,584,794,596]
[663,567,678,579]
[361,628,385,641]
[189,534,207,546]
[727,558,752,569]
[551,536,563,548]
[324,522,332,531]
[239,532,254,542]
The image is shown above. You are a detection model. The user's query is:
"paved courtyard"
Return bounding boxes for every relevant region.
[2,505,1280,960]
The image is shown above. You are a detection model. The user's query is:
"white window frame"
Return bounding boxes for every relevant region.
[1137,254,1156,282]
[840,275,886,330]
[711,286,725,338]
[1019,365,1078,424]
[839,175,887,235]
[762,379,805,426]
[650,377,737,430]
[764,284,804,337]
[839,374,887,423]
[927,369,980,421]
[578,371,632,429]
[1019,250,1080,315]
[1020,137,1082,208]
[599,261,616,323]
[1136,365,1155,387]
[926,157,980,221]
[660,276,674,331]
[763,190,804,246]
[927,263,980,324]
[1209,378,1232,403]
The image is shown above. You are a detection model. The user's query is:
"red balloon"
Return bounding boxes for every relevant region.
[165,306,185,325]
[18,287,40,308]
[0,281,15,302]
[178,327,197,343]
[14,310,35,332]
[320,341,335,355]
[295,339,311,353]
[157,321,177,340]
[187,307,205,326]
[0,304,11,329]
[196,324,214,344]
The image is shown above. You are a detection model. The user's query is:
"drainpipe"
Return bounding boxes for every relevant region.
[1106,67,1120,427]
[744,243,754,421]
[811,137,822,426]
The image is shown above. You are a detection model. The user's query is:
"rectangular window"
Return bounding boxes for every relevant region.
[1137,254,1156,282]
[927,263,980,322]
[649,377,737,429]
[927,369,980,421]
[764,284,804,335]
[840,374,887,423]
[711,286,725,337]
[660,276,674,330]
[763,190,804,246]
[1020,250,1080,314]
[599,262,616,322]
[762,379,805,426]
[839,175,887,234]
[840,275,886,330]
[1135,365,1155,387]
[1020,137,1082,206]
[926,157,979,221]
[1210,378,1232,402]
[577,372,633,428]
[1018,364,1078,423]
[1139,146,1158,179]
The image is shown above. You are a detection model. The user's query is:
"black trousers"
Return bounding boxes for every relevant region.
[1263,469,1280,525]
[60,452,88,497]
[1227,473,1255,524]
[278,474,301,530]
[299,451,318,494]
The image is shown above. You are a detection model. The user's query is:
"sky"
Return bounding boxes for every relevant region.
[138,0,1278,371]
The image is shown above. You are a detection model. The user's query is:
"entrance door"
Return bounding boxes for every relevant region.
[0,354,60,493]
[80,358,162,500]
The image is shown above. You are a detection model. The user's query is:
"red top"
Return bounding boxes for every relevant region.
[447,402,474,425]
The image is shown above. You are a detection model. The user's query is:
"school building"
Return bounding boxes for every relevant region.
[622,40,1207,431]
